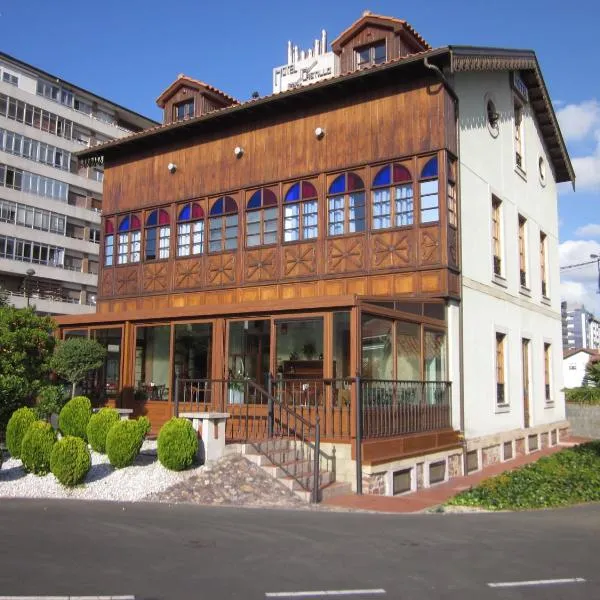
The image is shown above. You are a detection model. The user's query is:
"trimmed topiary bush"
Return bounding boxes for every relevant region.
[58,396,92,440]
[6,407,36,458]
[105,418,147,468]
[50,436,91,487]
[21,420,57,475]
[137,415,151,438]
[157,418,198,471]
[87,408,120,453]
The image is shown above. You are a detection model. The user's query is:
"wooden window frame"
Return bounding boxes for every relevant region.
[355,40,387,69]
[492,197,502,277]
[540,231,548,298]
[117,214,141,265]
[495,332,507,406]
[447,159,457,228]
[518,214,528,288]
[544,342,552,403]
[371,165,414,231]
[514,97,525,171]
[209,213,238,253]
[173,99,194,122]
[246,205,278,248]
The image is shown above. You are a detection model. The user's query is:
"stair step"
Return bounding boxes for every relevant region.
[279,470,334,491]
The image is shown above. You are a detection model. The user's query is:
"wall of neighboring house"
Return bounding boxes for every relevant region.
[454,70,565,439]
[563,352,591,389]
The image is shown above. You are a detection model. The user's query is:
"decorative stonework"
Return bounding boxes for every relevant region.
[416,463,424,489]
[362,472,386,495]
[448,453,462,478]
[143,263,168,293]
[283,244,316,278]
[174,258,203,289]
[515,438,526,456]
[100,270,114,297]
[114,266,139,295]
[371,232,411,270]
[245,248,277,282]
[482,445,500,468]
[327,237,364,273]
[420,229,440,265]
[207,254,236,286]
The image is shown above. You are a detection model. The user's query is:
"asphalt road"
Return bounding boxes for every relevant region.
[0,499,598,599]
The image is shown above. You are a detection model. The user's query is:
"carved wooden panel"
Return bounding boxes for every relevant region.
[174,258,203,290]
[448,226,458,268]
[370,231,413,270]
[420,228,440,266]
[114,266,139,295]
[283,243,317,278]
[245,248,278,282]
[327,237,364,274]
[207,253,236,286]
[100,269,114,297]
[142,263,169,293]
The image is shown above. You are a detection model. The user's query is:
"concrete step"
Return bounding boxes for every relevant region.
[279,470,334,492]
[261,459,313,478]
[294,481,352,503]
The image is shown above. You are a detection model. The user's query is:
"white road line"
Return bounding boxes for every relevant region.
[0,596,135,599]
[265,590,386,598]
[488,577,586,588]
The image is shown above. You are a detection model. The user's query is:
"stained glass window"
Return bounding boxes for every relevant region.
[145,209,170,261]
[177,203,205,257]
[372,164,413,230]
[284,181,318,242]
[246,188,278,247]
[327,172,365,236]
[209,197,238,252]
[420,158,439,223]
[117,214,141,264]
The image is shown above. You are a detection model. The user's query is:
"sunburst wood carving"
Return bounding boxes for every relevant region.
[114,266,139,295]
[371,232,411,270]
[207,254,236,286]
[327,238,364,273]
[420,229,440,265]
[246,248,277,282]
[143,263,168,292]
[283,244,316,277]
[174,258,203,289]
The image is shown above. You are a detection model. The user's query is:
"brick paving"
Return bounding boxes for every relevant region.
[323,437,594,513]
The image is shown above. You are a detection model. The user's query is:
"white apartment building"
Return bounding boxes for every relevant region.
[0,52,157,314]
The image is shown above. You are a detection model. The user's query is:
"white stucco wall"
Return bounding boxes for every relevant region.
[453,70,565,438]
[563,352,590,389]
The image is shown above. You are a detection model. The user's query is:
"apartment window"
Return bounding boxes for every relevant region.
[283,181,318,242]
[492,197,502,276]
[117,214,141,264]
[371,164,414,230]
[518,215,527,288]
[0,128,71,171]
[420,158,439,223]
[540,232,548,297]
[246,188,278,247]
[514,98,524,170]
[174,99,194,121]
[145,209,170,261]
[355,40,386,69]
[0,163,68,202]
[544,343,552,402]
[328,172,365,236]
[447,159,457,228]
[177,202,204,256]
[104,220,114,266]
[2,72,18,86]
[0,233,63,266]
[496,332,506,405]
[74,98,92,115]
[209,196,238,252]
[89,228,100,244]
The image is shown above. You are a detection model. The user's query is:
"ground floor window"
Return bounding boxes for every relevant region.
[135,325,171,400]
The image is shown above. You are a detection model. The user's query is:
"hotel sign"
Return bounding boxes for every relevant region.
[273,53,336,94]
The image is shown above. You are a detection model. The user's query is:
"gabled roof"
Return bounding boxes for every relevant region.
[156,74,238,108]
[563,348,600,359]
[331,12,431,52]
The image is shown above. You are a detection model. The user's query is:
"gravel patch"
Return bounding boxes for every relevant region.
[0,441,204,502]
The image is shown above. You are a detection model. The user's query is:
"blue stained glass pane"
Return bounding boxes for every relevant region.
[248,191,262,209]
[285,183,300,202]
[146,210,157,227]
[329,174,345,194]
[421,157,438,178]
[210,198,224,215]
[118,216,130,231]
[179,204,191,221]
[373,166,391,187]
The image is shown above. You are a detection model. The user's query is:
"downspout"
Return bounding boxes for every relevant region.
[424,55,467,474]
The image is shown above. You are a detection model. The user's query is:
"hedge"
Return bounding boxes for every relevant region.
[157,418,198,471]
[6,407,37,458]
[87,408,120,453]
[565,387,600,405]
[50,436,91,487]
[20,420,57,475]
[105,418,147,468]
[58,396,92,440]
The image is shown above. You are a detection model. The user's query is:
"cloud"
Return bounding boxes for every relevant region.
[575,224,600,238]
[560,239,600,312]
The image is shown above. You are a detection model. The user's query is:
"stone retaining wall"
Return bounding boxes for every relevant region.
[566,404,600,439]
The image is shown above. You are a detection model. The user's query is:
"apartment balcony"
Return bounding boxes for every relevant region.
[7,290,96,314]
[0,257,97,287]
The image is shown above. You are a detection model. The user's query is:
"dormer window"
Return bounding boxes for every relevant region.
[356,40,386,69]
[174,99,194,122]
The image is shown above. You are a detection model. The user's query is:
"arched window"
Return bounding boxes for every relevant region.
[246,188,278,247]
[372,165,413,229]
[104,219,114,266]
[327,172,365,236]
[177,203,205,257]
[420,157,439,223]
[117,213,141,264]
[209,196,238,252]
[145,209,170,261]
[283,181,318,242]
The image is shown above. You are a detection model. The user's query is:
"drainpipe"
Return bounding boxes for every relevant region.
[424,54,468,475]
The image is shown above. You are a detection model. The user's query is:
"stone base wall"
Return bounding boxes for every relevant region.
[566,404,600,439]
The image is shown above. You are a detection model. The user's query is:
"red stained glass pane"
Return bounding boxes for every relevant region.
[302,181,318,199]
[131,215,141,230]
[347,172,364,191]
[223,196,238,213]
[158,209,170,225]
[263,189,278,206]
[105,220,114,234]
[393,165,411,183]
[191,203,204,219]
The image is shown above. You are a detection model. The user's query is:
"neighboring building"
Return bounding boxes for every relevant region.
[0,52,157,314]
[563,348,599,389]
[561,301,600,351]
[56,12,573,496]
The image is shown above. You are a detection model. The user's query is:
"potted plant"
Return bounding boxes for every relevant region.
[302,342,317,360]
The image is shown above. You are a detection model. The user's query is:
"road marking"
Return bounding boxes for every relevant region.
[488,577,586,588]
[265,590,386,598]
[0,596,135,599]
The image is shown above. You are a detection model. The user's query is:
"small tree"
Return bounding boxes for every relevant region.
[50,338,107,398]
[584,360,600,388]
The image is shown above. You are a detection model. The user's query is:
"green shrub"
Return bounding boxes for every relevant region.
[86,408,120,453]
[58,396,92,440]
[137,415,151,438]
[21,420,57,475]
[448,441,600,510]
[6,407,36,458]
[565,386,600,404]
[50,436,91,487]
[34,385,68,421]
[157,418,198,471]
[105,418,147,468]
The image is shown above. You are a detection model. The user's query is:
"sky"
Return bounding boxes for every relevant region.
[1,0,599,310]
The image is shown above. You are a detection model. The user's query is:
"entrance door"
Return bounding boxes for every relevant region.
[227,319,271,388]
[522,338,530,428]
